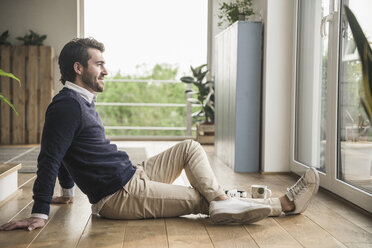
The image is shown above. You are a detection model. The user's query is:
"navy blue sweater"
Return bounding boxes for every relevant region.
[32,88,136,216]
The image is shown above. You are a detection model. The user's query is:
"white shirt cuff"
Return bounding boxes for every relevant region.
[60,186,75,197]
[30,213,48,220]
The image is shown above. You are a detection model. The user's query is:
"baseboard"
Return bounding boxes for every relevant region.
[260,171,292,175]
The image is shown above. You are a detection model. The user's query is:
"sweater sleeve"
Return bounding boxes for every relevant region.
[58,161,75,190]
[32,97,81,216]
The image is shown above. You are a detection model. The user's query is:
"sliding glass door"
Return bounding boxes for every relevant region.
[293,0,372,212]
[338,0,372,196]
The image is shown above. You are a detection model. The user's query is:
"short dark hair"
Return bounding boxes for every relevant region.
[58,38,105,85]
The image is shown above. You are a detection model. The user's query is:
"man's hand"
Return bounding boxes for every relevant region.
[51,196,74,204]
[0,217,46,231]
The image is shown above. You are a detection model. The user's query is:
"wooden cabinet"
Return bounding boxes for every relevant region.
[0,45,54,144]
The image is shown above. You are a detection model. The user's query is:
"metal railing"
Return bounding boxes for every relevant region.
[95,78,198,140]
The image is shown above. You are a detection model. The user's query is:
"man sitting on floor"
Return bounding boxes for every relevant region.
[0,38,319,231]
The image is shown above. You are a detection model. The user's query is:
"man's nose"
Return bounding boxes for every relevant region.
[102,66,108,75]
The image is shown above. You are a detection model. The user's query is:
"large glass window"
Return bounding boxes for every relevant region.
[338,0,372,194]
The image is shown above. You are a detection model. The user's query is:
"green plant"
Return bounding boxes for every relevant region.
[0,30,11,46]
[344,6,372,121]
[17,30,47,46]
[180,64,215,124]
[217,0,254,27]
[0,69,21,114]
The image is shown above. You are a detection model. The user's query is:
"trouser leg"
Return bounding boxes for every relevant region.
[100,140,224,219]
[142,139,225,202]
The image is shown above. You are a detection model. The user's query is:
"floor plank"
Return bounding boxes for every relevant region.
[27,188,91,248]
[201,218,259,248]
[166,217,213,248]
[18,173,36,188]
[304,198,372,245]
[275,214,346,248]
[123,219,168,248]
[76,215,126,248]
[0,202,61,248]
[244,218,302,248]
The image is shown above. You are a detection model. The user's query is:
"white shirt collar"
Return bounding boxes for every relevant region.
[64,81,97,103]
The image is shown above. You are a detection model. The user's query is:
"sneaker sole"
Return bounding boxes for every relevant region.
[210,206,271,225]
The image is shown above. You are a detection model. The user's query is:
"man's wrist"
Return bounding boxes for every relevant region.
[30,213,48,220]
[60,186,75,197]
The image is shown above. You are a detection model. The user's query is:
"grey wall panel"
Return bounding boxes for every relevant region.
[215,21,262,172]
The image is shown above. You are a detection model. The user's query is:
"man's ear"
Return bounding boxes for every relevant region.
[73,62,83,75]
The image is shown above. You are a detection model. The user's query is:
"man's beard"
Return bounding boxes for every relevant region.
[82,71,103,92]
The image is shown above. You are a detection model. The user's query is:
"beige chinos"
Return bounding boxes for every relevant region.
[99,140,282,219]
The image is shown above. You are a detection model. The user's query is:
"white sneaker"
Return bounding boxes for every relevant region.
[285,167,319,215]
[209,198,271,225]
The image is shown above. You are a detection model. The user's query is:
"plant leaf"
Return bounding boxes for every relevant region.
[0,94,18,115]
[187,98,200,104]
[344,5,372,121]
[180,76,194,84]
[0,69,21,84]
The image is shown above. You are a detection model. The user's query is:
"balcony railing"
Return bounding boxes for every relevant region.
[95,78,198,140]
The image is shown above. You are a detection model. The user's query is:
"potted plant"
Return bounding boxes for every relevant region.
[17,30,47,46]
[180,64,215,144]
[217,0,254,27]
[0,30,11,46]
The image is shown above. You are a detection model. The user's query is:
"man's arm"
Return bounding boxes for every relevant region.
[32,98,81,216]
[52,161,75,204]
[0,97,81,231]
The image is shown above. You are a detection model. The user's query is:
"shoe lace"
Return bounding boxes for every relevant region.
[287,176,307,198]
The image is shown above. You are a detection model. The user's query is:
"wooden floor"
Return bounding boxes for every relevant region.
[0,142,372,248]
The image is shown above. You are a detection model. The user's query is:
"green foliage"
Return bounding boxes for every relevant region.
[180,64,214,124]
[17,30,47,46]
[0,30,11,46]
[344,6,372,122]
[97,64,192,136]
[217,0,254,27]
[0,69,21,115]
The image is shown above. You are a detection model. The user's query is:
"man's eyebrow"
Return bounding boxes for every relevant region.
[96,60,105,64]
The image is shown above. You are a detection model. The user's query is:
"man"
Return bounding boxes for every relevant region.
[0,38,319,231]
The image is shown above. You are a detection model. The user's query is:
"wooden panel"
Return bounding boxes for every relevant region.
[11,46,26,144]
[166,217,213,248]
[304,197,372,244]
[245,218,302,248]
[28,188,91,248]
[77,216,126,248]
[0,200,61,248]
[276,214,346,247]
[0,46,11,144]
[27,46,38,144]
[123,219,168,248]
[39,46,53,141]
[201,218,259,248]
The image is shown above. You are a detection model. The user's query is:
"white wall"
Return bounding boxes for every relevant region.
[210,0,295,172]
[260,0,295,172]
[0,0,83,93]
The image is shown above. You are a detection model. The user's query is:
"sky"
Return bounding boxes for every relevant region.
[85,0,208,78]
